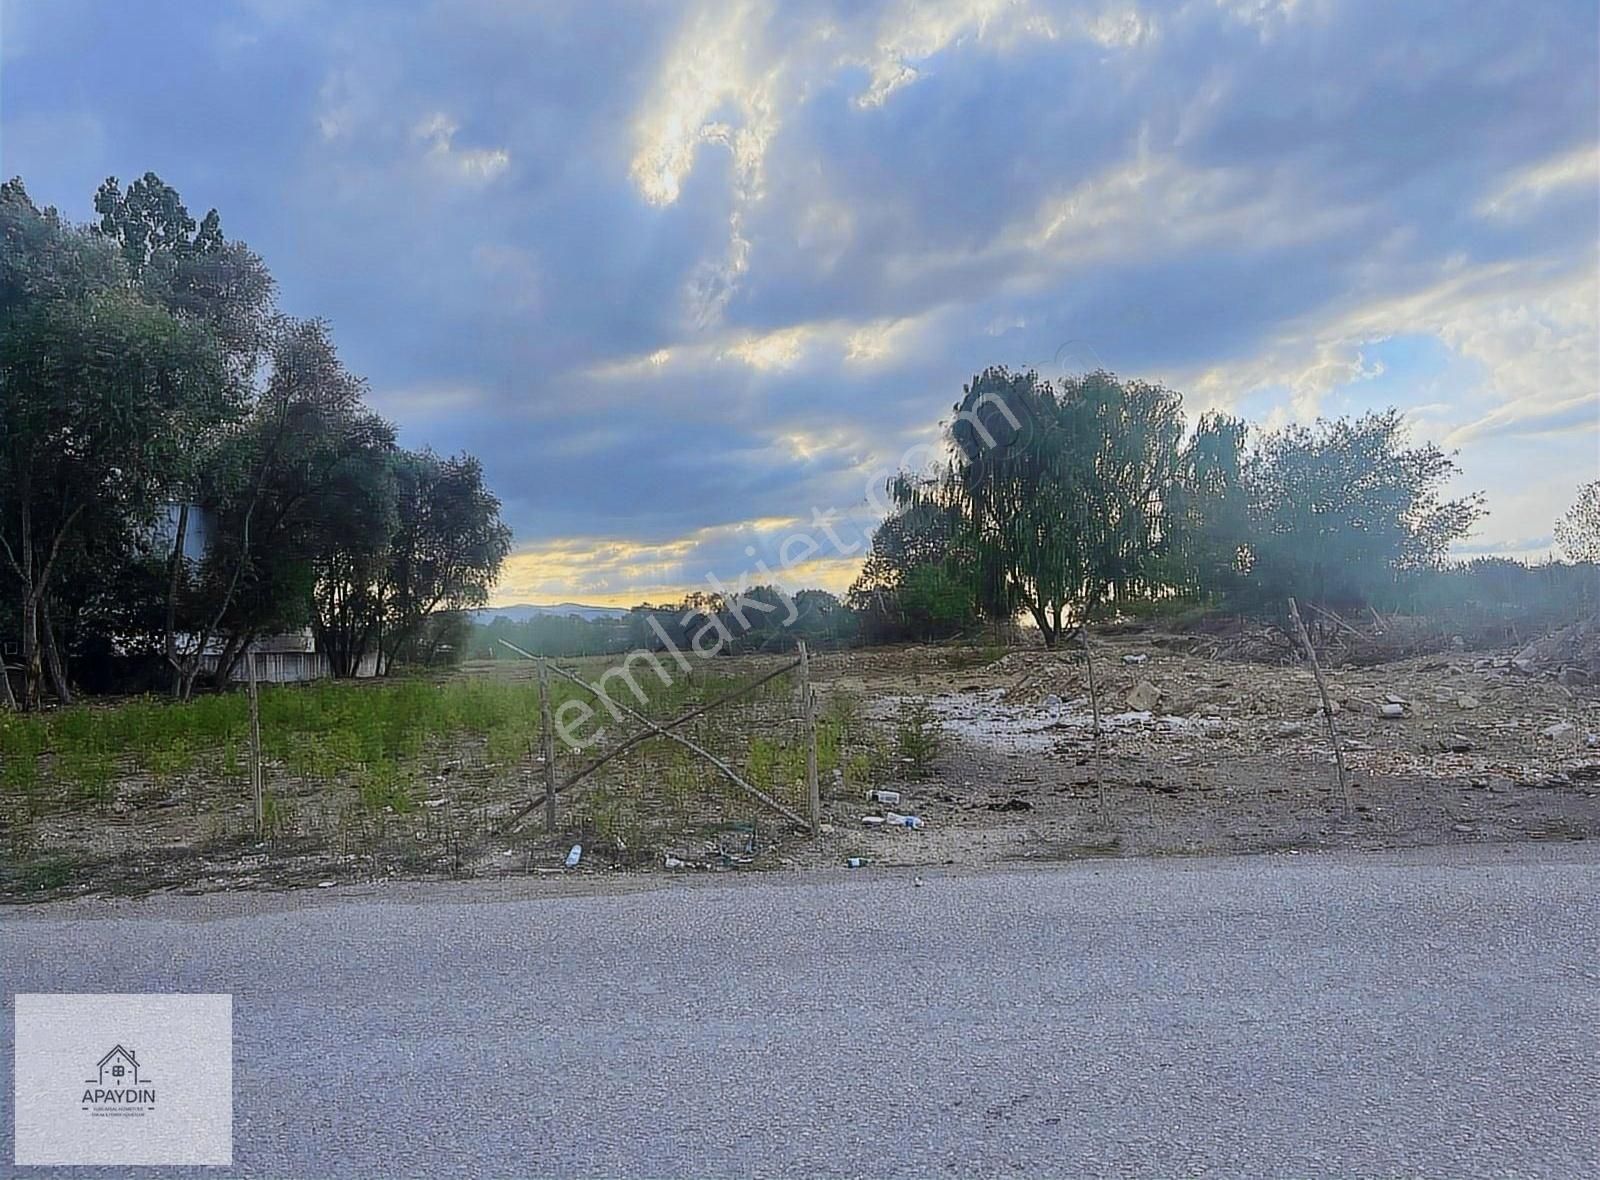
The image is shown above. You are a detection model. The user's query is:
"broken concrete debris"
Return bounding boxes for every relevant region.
[1126,680,1161,711]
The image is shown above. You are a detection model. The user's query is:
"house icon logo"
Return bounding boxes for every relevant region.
[87,1045,146,1086]
[81,1045,157,1113]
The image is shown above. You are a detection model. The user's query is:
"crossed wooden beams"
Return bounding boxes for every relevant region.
[496,640,814,834]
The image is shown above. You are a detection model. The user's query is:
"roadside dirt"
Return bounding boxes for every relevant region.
[5,631,1597,900]
[798,633,1600,870]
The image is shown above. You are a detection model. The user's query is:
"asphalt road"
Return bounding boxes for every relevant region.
[5,845,1598,1178]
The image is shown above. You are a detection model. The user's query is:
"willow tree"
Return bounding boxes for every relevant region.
[917,367,1190,647]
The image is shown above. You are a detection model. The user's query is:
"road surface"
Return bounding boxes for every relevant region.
[4,845,1598,1177]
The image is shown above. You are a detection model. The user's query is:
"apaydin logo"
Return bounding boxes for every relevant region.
[81,1044,157,1115]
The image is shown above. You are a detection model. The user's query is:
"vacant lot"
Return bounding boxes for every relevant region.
[3,630,1597,900]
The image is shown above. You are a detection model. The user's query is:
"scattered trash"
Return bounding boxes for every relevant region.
[861,815,886,827]
[868,789,901,805]
[1122,654,1148,665]
[1543,722,1577,740]
[564,844,583,868]
[1439,735,1475,753]
[1276,721,1308,738]
[1385,693,1407,705]
[420,797,447,809]
[884,811,925,830]
[664,855,686,869]
[847,857,865,868]
[317,880,335,889]
[1042,693,1062,709]
[1379,703,1406,718]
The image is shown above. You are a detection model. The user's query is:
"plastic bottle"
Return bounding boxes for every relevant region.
[564,844,583,867]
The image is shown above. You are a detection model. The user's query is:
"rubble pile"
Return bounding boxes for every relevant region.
[1513,614,1600,684]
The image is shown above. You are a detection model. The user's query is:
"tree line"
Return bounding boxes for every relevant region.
[473,372,1596,661]
[847,368,1596,647]
[0,173,510,709]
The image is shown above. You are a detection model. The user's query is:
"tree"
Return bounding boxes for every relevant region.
[309,442,400,678]
[847,489,984,643]
[379,450,512,672]
[1242,409,1485,608]
[938,368,1188,646]
[94,174,277,697]
[0,180,228,706]
[1555,480,1600,564]
[172,318,391,693]
[1162,412,1250,600]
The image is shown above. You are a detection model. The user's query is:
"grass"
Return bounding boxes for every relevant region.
[0,676,593,807]
[2,654,902,893]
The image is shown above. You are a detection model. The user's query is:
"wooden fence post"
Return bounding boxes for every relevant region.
[799,641,819,836]
[537,657,558,831]
[246,651,264,837]
[1081,630,1105,812]
[1288,597,1352,816]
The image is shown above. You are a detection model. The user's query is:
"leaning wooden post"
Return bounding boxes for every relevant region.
[537,658,559,831]
[246,651,264,837]
[1288,597,1352,815]
[1081,629,1105,812]
[799,641,820,837]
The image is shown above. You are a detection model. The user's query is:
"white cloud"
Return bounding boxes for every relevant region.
[1477,142,1600,219]
[1168,254,1599,441]
[628,0,1154,326]
[414,112,510,183]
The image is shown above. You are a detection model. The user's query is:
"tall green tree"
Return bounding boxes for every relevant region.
[91,174,276,696]
[0,180,227,706]
[939,368,1188,646]
[379,450,512,672]
[200,319,397,684]
[1243,409,1485,608]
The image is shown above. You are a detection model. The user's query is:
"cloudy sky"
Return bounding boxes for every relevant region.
[3,0,1596,605]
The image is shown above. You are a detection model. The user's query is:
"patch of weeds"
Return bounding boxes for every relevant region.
[9,855,74,896]
[261,791,293,839]
[894,698,941,779]
[357,761,414,814]
[145,737,195,782]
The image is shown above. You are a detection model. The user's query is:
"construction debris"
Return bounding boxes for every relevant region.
[1514,615,1600,681]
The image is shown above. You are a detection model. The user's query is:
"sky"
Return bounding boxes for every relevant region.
[2,0,1596,606]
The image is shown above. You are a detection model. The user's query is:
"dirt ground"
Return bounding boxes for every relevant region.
[4,630,1597,901]
[798,633,1600,870]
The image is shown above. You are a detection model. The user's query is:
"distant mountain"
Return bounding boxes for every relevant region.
[472,602,631,623]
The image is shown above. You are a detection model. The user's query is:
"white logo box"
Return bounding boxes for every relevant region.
[14,993,232,1166]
